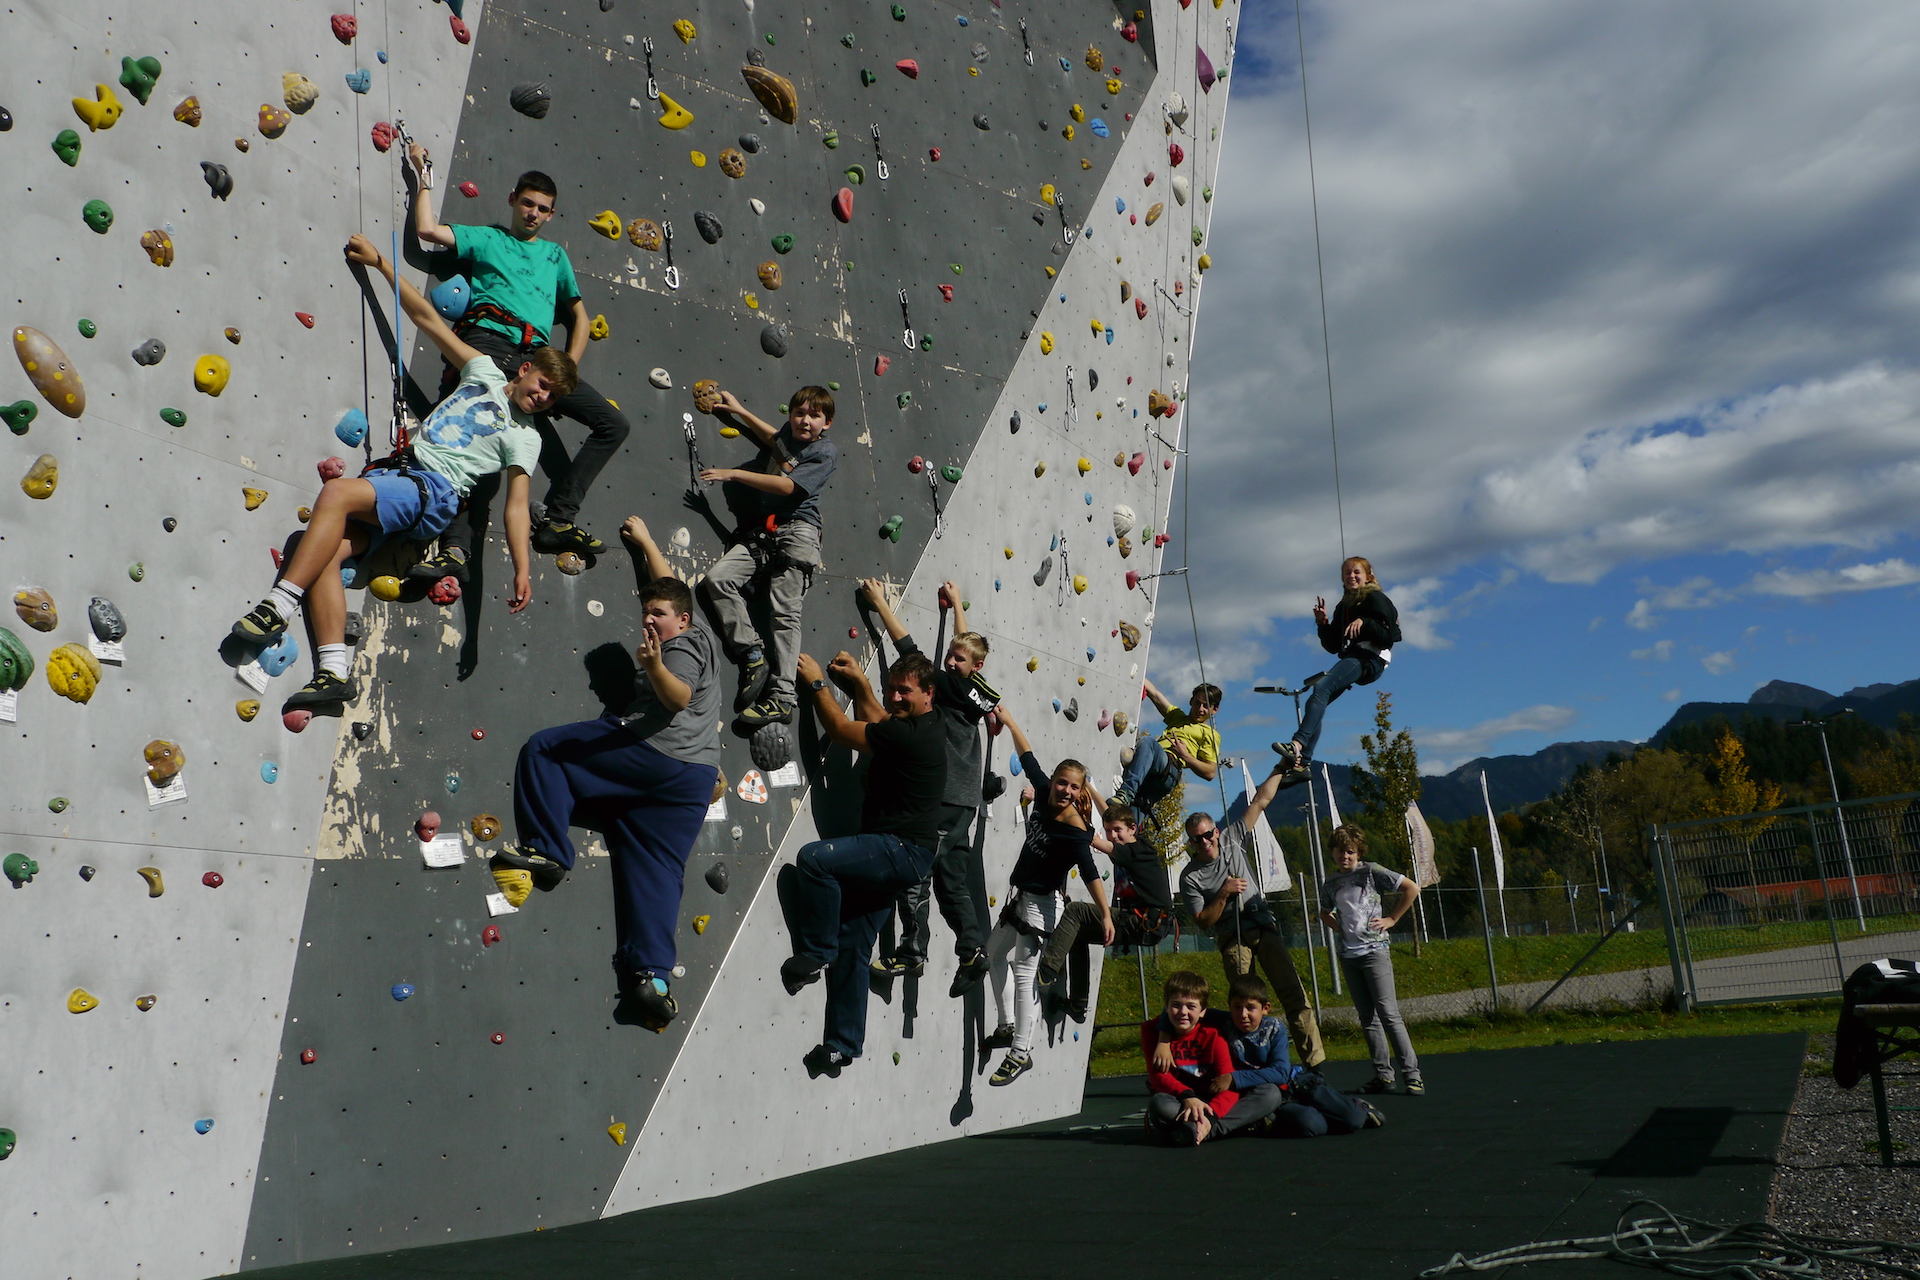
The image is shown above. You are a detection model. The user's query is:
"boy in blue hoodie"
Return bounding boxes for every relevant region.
[1220,976,1383,1138]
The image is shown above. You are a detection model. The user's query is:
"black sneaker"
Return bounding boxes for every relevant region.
[1276,764,1312,789]
[615,967,678,1032]
[282,670,358,710]
[781,955,825,995]
[869,954,925,979]
[738,696,794,727]
[1359,1077,1394,1095]
[1036,962,1064,989]
[1065,996,1089,1024]
[733,650,769,713]
[804,1044,851,1079]
[232,599,290,643]
[408,548,469,582]
[1362,1102,1387,1128]
[989,1050,1033,1086]
[490,846,567,893]
[1402,1079,1425,1097]
[531,522,606,555]
[982,1022,1015,1051]
[950,948,991,998]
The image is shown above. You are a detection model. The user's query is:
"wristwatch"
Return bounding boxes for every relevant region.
[808,677,828,693]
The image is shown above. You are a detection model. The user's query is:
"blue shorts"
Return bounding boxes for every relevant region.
[356,468,461,545]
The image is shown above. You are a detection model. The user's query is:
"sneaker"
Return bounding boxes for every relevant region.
[1362,1102,1387,1128]
[1036,961,1064,989]
[1110,788,1134,808]
[781,955,825,996]
[982,1022,1015,1050]
[1359,1077,1395,1095]
[989,1050,1033,1086]
[490,846,567,893]
[869,954,925,979]
[408,547,469,582]
[282,670,359,710]
[738,695,794,727]
[950,948,991,998]
[615,967,677,1032]
[803,1044,851,1079]
[733,649,769,712]
[531,522,605,555]
[1402,1078,1425,1097]
[1065,996,1089,1024]
[232,599,290,643]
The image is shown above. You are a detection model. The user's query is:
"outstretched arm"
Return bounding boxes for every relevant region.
[828,650,887,724]
[997,704,1032,758]
[857,578,910,643]
[1238,760,1288,827]
[940,580,968,635]
[619,516,673,582]
[711,390,782,450]
[798,653,872,752]
[1141,677,1176,715]
[407,144,457,248]
[345,235,480,369]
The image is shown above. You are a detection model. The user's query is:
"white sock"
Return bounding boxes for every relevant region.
[268,581,304,619]
[317,644,351,679]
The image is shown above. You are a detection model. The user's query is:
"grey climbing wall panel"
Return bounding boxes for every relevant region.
[0,0,1236,1275]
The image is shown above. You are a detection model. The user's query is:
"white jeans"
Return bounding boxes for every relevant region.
[987,890,1061,1053]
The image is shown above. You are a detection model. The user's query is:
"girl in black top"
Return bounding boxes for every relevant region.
[982,705,1113,1087]
[1275,556,1401,782]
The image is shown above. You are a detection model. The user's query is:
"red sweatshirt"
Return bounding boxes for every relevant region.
[1141,1017,1241,1118]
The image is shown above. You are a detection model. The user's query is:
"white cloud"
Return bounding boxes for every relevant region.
[1417,704,1580,772]
[1702,650,1738,675]
[1625,599,1661,630]
[1631,639,1674,662]
[1663,688,1683,702]
[1746,557,1920,599]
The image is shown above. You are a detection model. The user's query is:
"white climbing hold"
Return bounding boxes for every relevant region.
[587,600,604,616]
[1168,92,1190,128]
[649,368,672,388]
[1172,175,1190,206]
[750,198,766,215]
[1112,504,1136,537]
[670,526,691,549]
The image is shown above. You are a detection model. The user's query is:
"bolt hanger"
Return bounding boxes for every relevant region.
[927,468,945,539]
[1057,529,1070,606]
[1056,191,1075,246]
[643,37,659,100]
[1067,365,1079,422]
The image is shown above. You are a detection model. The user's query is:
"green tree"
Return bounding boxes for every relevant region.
[1349,690,1422,872]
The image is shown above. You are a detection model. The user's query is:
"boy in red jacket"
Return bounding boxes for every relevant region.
[1142,970,1281,1145]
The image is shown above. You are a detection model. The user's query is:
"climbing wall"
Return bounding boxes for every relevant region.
[0,1,1236,1275]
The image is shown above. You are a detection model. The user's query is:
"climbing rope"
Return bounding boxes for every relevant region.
[1420,1203,1920,1280]
[1292,0,1347,560]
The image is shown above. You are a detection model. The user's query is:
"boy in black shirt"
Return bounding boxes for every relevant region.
[1038,800,1173,1020]
[781,649,947,1079]
[856,578,1000,996]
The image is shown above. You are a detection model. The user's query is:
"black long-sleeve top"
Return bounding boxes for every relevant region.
[1318,589,1401,663]
[1008,751,1101,894]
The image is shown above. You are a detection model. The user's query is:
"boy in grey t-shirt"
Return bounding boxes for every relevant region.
[1318,824,1423,1095]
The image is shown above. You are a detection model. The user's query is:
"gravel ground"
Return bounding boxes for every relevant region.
[1767,1033,1920,1274]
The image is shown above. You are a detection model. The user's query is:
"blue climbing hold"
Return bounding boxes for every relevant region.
[1059,56,1070,71]
[1085,492,1094,505]
[994,578,1001,590]
[335,408,369,447]
[377,50,388,63]
[1086,647,1096,661]
[1106,328,1115,345]
[392,982,415,1001]
[1052,698,1062,712]
[1116,197,1126,214]
[1037,402,1048,413]
[260,761,278,784]
[957,14,968,23]
[430,275,470,322]
[1049,534,1059,551]
[1107,535,1116,546]
[1090,119,1109,138]
[194,1119,214,1135]
[258,633,298,676]
[1009,754,1022,775]
[445,772,460,794]
[1060,294,1067,302]
[345,68,372,94]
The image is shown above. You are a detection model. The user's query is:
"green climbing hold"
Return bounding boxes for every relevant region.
[0,1128,14,1159]
[920,335,934,351]
[159,407,186,427]
[841,33,855,48]
[1192,226,1205,246]
[823,130,839,149]
[844,164,865,184]
[941,464,963,483]
[881,515,904,541]
[82,199,113,234]
[893,1051,901,1065]
[1203,185,1214,203]
[2,401,36,435]
[827,381,841,390]
[48,797,68,813]
[118,55,163,106]
[861,69,877,86]
[891,4,906,18]
[0,627,34,690]
[128,563,145,582]
[766,32,776,44]
[4,853,39,887]
[52,129,81,165]
[950,263,963,275]
[77,319,97,339]
[771,234,794,254]
[897,392,912,408]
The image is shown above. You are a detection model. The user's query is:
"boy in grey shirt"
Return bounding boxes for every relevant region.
[1319,824,1423,1095]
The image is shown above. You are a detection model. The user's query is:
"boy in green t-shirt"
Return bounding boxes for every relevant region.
[404,146,628,577]
[1112,678,1223,811]
[228,235,575,711]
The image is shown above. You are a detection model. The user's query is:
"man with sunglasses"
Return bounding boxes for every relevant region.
[1178,764,1325,1067]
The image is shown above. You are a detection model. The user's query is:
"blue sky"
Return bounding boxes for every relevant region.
[1155,0,1920,778]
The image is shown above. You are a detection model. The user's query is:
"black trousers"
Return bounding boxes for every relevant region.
[1042,902,1172,1004]
[437,328,631,558]
[887,803,987,961]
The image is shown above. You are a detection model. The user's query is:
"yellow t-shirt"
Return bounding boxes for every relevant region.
[1157,707,1220,765]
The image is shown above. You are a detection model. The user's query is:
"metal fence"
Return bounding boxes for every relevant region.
[1652,791,1920,1008]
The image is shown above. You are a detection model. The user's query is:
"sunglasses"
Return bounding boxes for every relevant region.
[1194,829,1219,842]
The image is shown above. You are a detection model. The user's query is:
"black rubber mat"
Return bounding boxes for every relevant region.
[239,1033,1804,1279]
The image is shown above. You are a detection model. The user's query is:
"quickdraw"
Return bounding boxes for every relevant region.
[871,124,890,181]
[643,36,659,100]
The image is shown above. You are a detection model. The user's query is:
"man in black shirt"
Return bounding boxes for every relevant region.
[782,649,948,1078]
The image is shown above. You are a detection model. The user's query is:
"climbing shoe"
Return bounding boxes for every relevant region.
[408,547,469,582]
[738,695,794,727]
[531,521,605,555]
[803,1044,851,1079]
[1362,1102,1387,1128]
[870,954,925,979]
[282,670,359,710]
[1109,788,1134,808]
[989,1050,1033,1086]
[1064,996,1089,1024]
[733,650,769,712]
[232,599,290,643]
[1402,1078,1426,1097]
[982,1022,1015,1051]
[781,954,825,995]
[1272,739,1305,768]
[1359,1077,1395,1095]
[1276,764,1312,789]
[615,967,678,1032]
[950,947,991,998]
[1036,961,1064,989]
[490,846,567,892]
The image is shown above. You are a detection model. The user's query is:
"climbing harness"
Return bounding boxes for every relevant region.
[871,124,890,180]
[642,36,659,99]
[1020,18,1034,66]
[681,411,706,492]
[661,219,680,290]
[898,289,916,350]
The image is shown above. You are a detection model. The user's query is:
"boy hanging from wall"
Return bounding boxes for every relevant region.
[1112,677,1223,811]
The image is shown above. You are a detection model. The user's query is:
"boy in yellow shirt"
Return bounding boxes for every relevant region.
[1112,679,1222,811]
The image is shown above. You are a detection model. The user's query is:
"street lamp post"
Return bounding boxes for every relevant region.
[1255,681,1340,994]
[1790,715,1868,932]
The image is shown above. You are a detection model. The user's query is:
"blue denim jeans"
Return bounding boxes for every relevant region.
[1292,654,1382,762]
[793,833,936,1057]
[1119,736,1179,809]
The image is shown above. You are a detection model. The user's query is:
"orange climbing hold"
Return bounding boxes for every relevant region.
[144,740,187,784]
[296,312,315,328]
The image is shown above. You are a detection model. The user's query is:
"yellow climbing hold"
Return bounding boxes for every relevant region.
[692,914,711,934]
[1039,332,1054,354]
[1077,457,1092,474]
[46,643,101,703]
[1197,254,1212,272]
[14,326,87,417]
[744,293,760,310]
[68,988,100,1014]
[137,866,165,897]
[656,92,694,130]
[1026,657,1039,672]
[589,314,610,340]
[1091,319,1106,334]
[282,72,319,114]
[368,575,403,602]
[588,210,621,238]
[673,17,696,42]
[242,487,268,511]
[72,83,124,131]
[1034,460,1047,477]
[1072,575,1089,595]
[1039,183,1056,207]
[689,150,707,167]
[193,354,231,397]
[608,1122,628,1146]
[21,454,58,500]
[1106,77,1123,95]
[1004,547,1014,558]
[1071,104,1086,123]
[719,425,741,438]
[144,740,187,784]
[237,699,261,721]
[1045,266,1057,278]
[494,865,533,907]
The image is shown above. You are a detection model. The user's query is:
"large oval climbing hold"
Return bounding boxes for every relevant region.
[1144,202,1164,227]
[0,628,34,691]
[741,65,798,124]
[509,82,552,119]
[46,643,102,703]
[14,587,56,632]
[137,866,165,897]
[20,453,57,500]
[68,988,100,1014]
[832,187,854,223]
[760,323,790,358]
[194,354,231,397]
[694,210,723,244]
[368,576,403,601]
[655,91,694,129]
[757,260,783,290]
[14,327,86,418]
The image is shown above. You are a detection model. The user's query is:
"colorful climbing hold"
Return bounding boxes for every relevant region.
[333,12,357,42]
[370,120,394,151]
[673,17,696,41]
[48,797,68,813]
[242,486,269,511]
[14,326,86,417]
[880,515,904,542]
[46,644,101,702]
[823,130,840,149]
[1145,202,1163,226]
[137,866,165,897]
[941,464,963,483]
[282,71,319,115]
[258,103,291,138]
[2,401,35,433]
[0,629,32,691]
[69,988,100,1014]
[391,983,415,1001]
[482,924,502,947]
[451,16,471,43]
[174,96,201,126]
[4,853,38,887]
[236,699,260,721]
[139,229,175,267]
[844,163,866,185]
[260,761,279,783]
[80,199,114,234]
[608,1122,627,1146]
[203,871,224,889]
[896,58,920,79]
[72,83,124,132]
[193,354,231,396]
[20,454,58,500]
[144,740,187,784]
[13,586,54,634]
[692,914,711,934]
[510,82,552,119]
[300,1048,317,1064]
[1198,45,1218,92]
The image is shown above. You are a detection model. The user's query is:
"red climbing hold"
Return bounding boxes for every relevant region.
[908,456,925,473]
[939,284,954,301]
[848,627,860,639]
[1128,451,1145,475]
[317,456,346,481]
[429,576,461,605]
[833,187,854,223]
[283,709,313,733]
[332,13,357,43]
[1135,298,1148,318]
[269,547,284,568]
[203,871,224,888]
[986,711,1002,737]
[416,811,441,840]
[471,728,485,740]
[300,1048,317,1064]
[896,59,920,78]
[371,121,395,152]
[1126,570,1141,590]
[874,354,890,376]
[1122,21,1139,42]
[459,181,478,198]
[482,924,501,946]
[491,1033,505,1044]
[1169,142,1185,167]
[295,312,316,329]
[928,146,941,161]
[1163,458,1173,469]
[1144,171,1155,186]
[1130,214,1137,225]
[451,16,471,44]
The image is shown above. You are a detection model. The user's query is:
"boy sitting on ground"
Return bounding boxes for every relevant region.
[1038,799,1173,1022]
[1142,970,1281,1146]
[1210,975,1383,1138]
[1112,678,1222,810]
[697,386,838,728]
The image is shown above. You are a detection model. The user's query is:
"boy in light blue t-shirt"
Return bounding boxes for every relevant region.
[228,234,576,713]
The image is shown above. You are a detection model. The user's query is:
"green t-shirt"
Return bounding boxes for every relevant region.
[451,224,580,344]
[411,358,543,496]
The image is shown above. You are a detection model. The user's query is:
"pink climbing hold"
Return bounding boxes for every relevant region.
[1135,298,1148,318]
[939,284,954,301]
[896,59,920,78]
[929,146,941,161]
[429,576,462,605]
[1097,710,1112,730]
[1155,533,1171,547]
[451,15,471,44]
[908,456,925,473]
[986,711,1002,737]
[833,187,854,223]
[491,1033,505,1044]
[296,312,316,329]
[482,924,501,946]
[1127,452,1145,475]
[283,709,313,733]
[1129,214,1137,225]
[317,456,346,481]
[203,871,225,888]
[849,627,860,639]
[874,354,891,376]
[1122,21,1138,41]
[1144,171,1155,186]
[371,121,395,152]
[1126,570,1141,590]
[332,13,357,43]
[459,181,479,198]
[1163,458,1173,469]
[1168,142,1184,166]
[1197,46,1217,93]
[300,1048,317,1064]
[415,811,441,841]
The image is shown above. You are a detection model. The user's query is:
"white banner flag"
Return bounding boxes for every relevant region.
[1407,800,1440,887]
[1322,762,1342,829]
[1480,769,1505,892]
[1226,760,1291,892]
